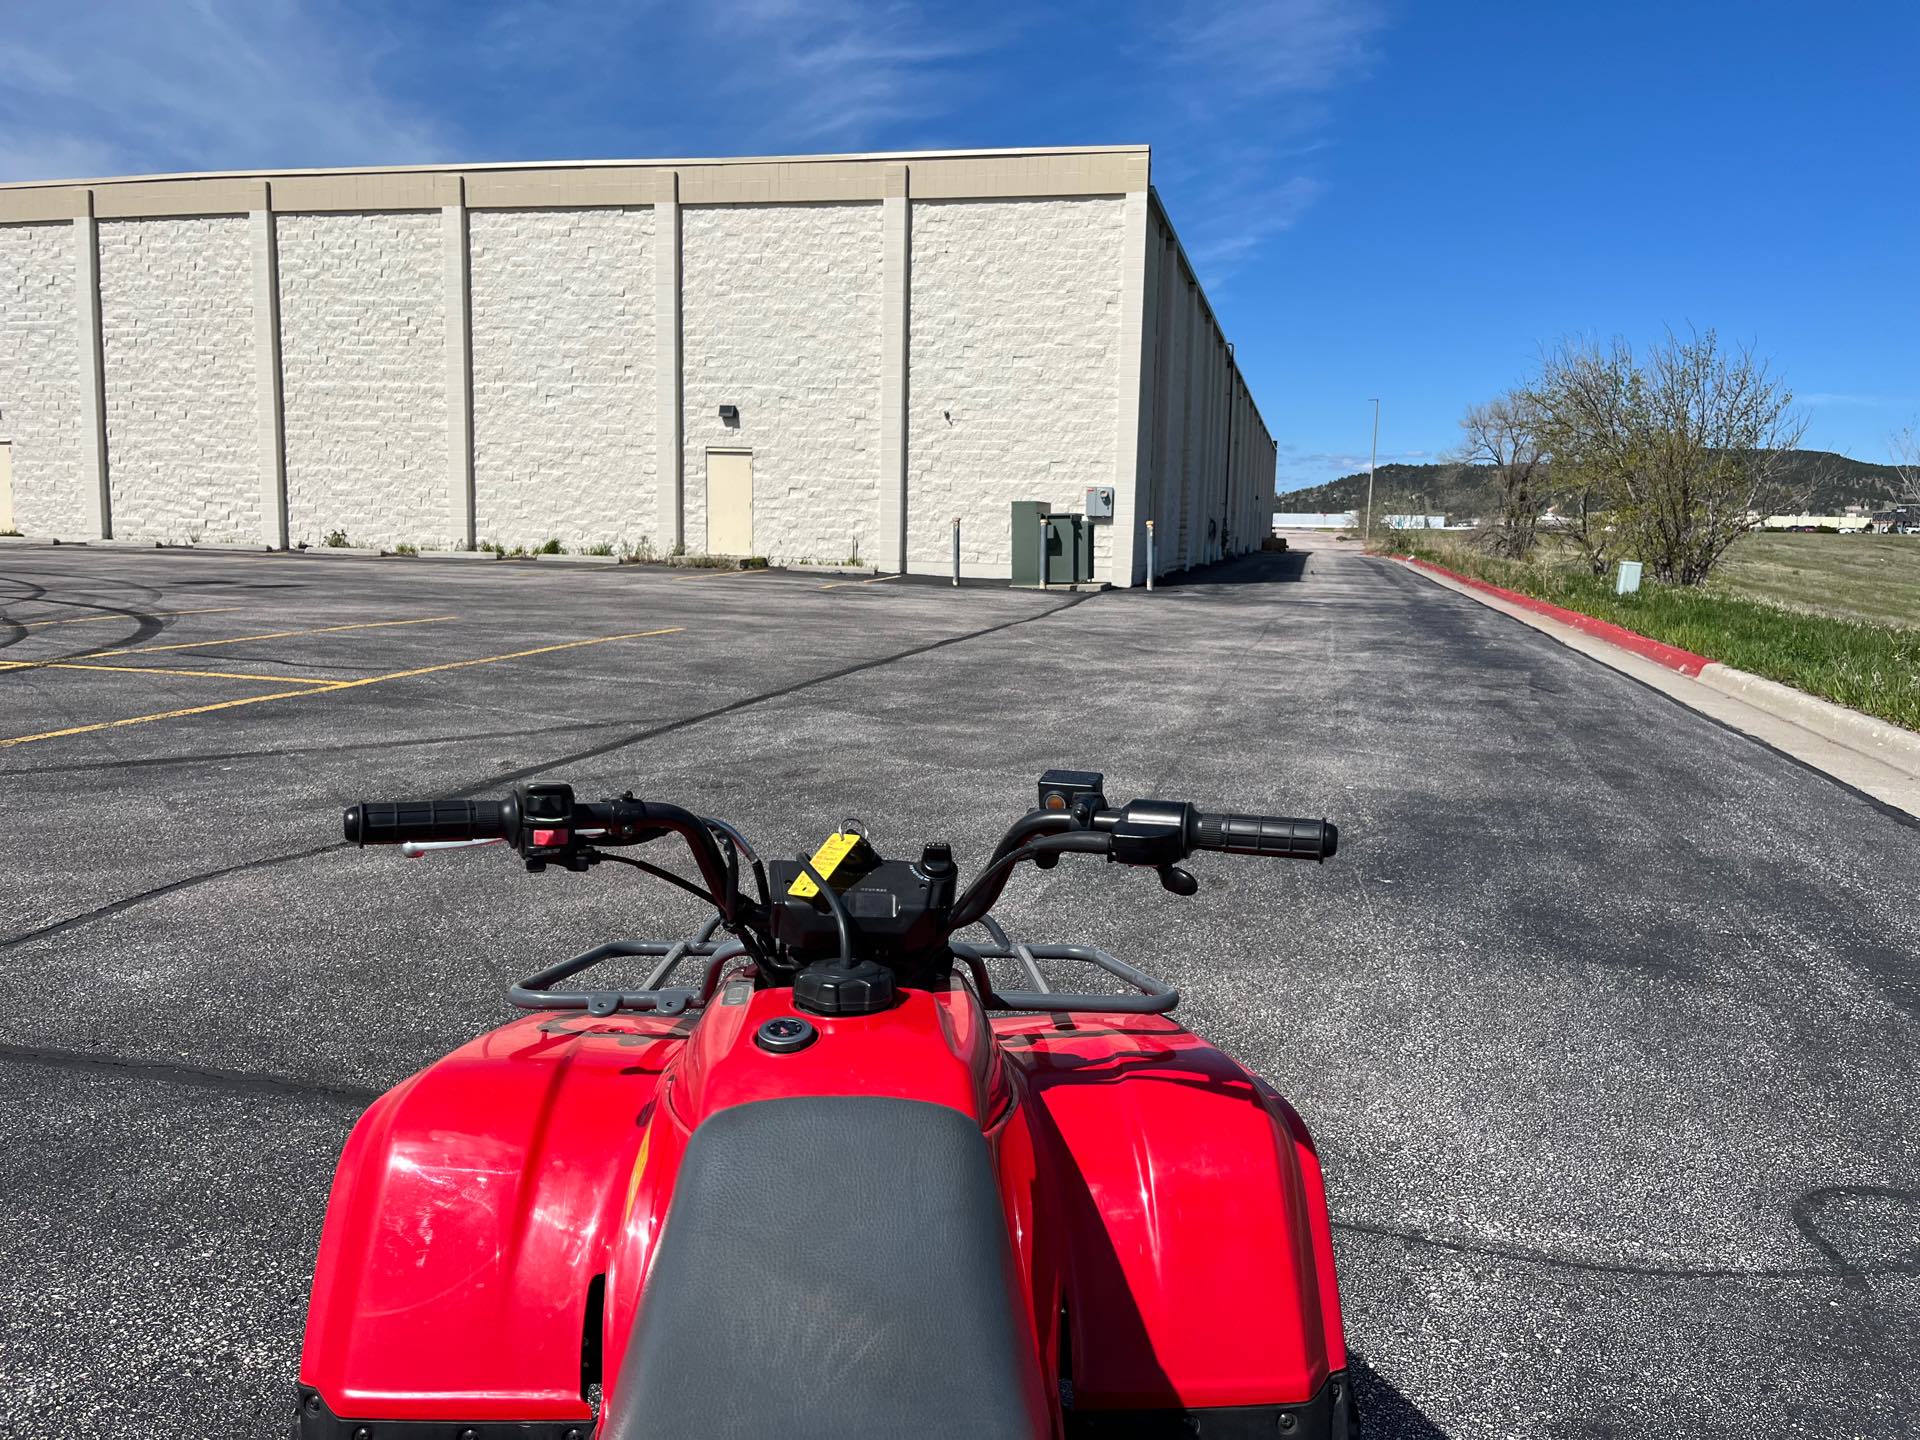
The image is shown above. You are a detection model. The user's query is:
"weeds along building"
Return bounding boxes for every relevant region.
[0,146,1273,585]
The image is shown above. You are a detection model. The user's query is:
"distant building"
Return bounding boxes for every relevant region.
[1272,511,1358,530]
[1762,514,1870,532]
[1868,504,1920,533]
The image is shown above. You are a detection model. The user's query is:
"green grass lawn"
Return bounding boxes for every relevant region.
[1395,533,1920,732]
[1711,532,1920,630]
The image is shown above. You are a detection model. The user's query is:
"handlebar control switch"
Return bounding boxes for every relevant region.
[516,782,588,872]
[1038,769,1106,816]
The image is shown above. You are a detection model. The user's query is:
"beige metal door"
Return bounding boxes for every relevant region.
[0,442,13,535]
[705,449,753,556]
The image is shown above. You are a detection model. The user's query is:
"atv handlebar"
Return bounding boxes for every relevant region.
[1193,811,1337,861]
[344,799,515,846]
[341,771,1337,1008]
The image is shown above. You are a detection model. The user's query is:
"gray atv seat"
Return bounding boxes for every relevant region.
[601,1095,1050,1440]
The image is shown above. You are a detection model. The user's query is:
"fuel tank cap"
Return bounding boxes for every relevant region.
[755,1016,818,1054]
[792,959,896,1017]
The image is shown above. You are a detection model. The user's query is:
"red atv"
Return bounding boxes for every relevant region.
[297,770,1353,1439]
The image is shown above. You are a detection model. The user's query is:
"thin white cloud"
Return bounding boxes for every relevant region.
[695,0,1009,144]
[0,0,448,181]
[1164,0,1385,100]
[1151,0,1387,285]
[1183,175,1323,270]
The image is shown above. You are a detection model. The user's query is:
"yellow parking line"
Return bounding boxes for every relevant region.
[38,662,345,686]
[672,567,779,581]
[0,615,455,673]
[0,627,684,749]
[8,606,246,629]
[819,574,901,590]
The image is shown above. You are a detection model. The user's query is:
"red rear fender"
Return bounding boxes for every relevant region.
[1001,1013,1347,1411]
[299,1012,688,1422]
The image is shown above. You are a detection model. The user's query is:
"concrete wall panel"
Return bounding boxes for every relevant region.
[469,207,657,552]
[278,211,447,548]
[680,202,882,562]
[0,223,84,537]
[98,216,258,542]
[906,197,1125,575]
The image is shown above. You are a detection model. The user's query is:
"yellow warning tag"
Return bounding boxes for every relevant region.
[788,831,866,899]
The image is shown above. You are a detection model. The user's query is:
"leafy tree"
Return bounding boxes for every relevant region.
[1529,330,1805,585]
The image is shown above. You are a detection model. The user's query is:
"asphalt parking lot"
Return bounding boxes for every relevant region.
[3,541,1917,1438]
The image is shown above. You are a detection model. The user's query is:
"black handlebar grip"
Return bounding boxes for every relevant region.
[343,798,515,846]
[1193,812,1338,861]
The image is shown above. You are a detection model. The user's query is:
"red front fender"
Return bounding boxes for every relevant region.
[299,1013,687,1423]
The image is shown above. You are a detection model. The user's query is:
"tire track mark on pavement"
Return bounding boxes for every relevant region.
[1334,1212,1920,1283]
[0,592,1097,951]
[0,1041,380,1106]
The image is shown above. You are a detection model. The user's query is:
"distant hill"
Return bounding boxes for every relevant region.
[1274,451,1912,520]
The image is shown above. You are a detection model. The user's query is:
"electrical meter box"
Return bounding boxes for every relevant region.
[1013,501,1093,585]
[1084,486,1115,520]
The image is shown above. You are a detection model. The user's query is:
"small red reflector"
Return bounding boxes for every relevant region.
[532,828,568,846]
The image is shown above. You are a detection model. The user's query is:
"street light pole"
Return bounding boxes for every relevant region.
[1365,397,1380,542]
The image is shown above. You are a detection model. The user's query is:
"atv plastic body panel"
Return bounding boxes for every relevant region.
[299,981,1347,1435]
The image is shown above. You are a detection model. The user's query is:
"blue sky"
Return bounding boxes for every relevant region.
[4,0,1914,492]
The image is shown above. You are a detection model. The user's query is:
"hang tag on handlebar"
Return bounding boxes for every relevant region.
[787,831,873,899]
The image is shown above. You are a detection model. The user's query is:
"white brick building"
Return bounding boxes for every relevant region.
[0,147,1274,586]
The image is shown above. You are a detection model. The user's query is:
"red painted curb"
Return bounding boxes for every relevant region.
[1403,556,1713,677]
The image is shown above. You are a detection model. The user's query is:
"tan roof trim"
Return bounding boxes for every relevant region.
[0,146,1148,223]
[0,144,1148,192]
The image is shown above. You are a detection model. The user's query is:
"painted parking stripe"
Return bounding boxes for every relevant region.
[0,627,684,749]
[0,615,455,673]
[818,574,901,590]
[671,567,780,581]
[35,661,344,686]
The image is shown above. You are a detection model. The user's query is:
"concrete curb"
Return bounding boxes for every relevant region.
[1395,554,1920,817]
[1695,662,1920,772]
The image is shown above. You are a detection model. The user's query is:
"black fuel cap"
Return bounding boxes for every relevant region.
[792,959,896,1017]
[755,1016,818,1053]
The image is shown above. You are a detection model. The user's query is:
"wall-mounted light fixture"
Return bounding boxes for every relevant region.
[718,404,739,423]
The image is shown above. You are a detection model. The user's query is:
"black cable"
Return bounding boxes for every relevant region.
[594,852,719,907]
[798,858,855,966]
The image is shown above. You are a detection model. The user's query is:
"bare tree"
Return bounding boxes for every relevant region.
[1459,392,1545,558]
[1892,422,1920,502]
[1529,329,1805,585]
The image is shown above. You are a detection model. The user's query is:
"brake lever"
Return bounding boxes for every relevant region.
[401,838,507,858]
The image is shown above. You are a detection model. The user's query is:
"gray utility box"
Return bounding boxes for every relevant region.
[1011,501,1094,586]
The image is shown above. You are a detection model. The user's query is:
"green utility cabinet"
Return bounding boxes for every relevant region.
[1010,501,1094,586]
